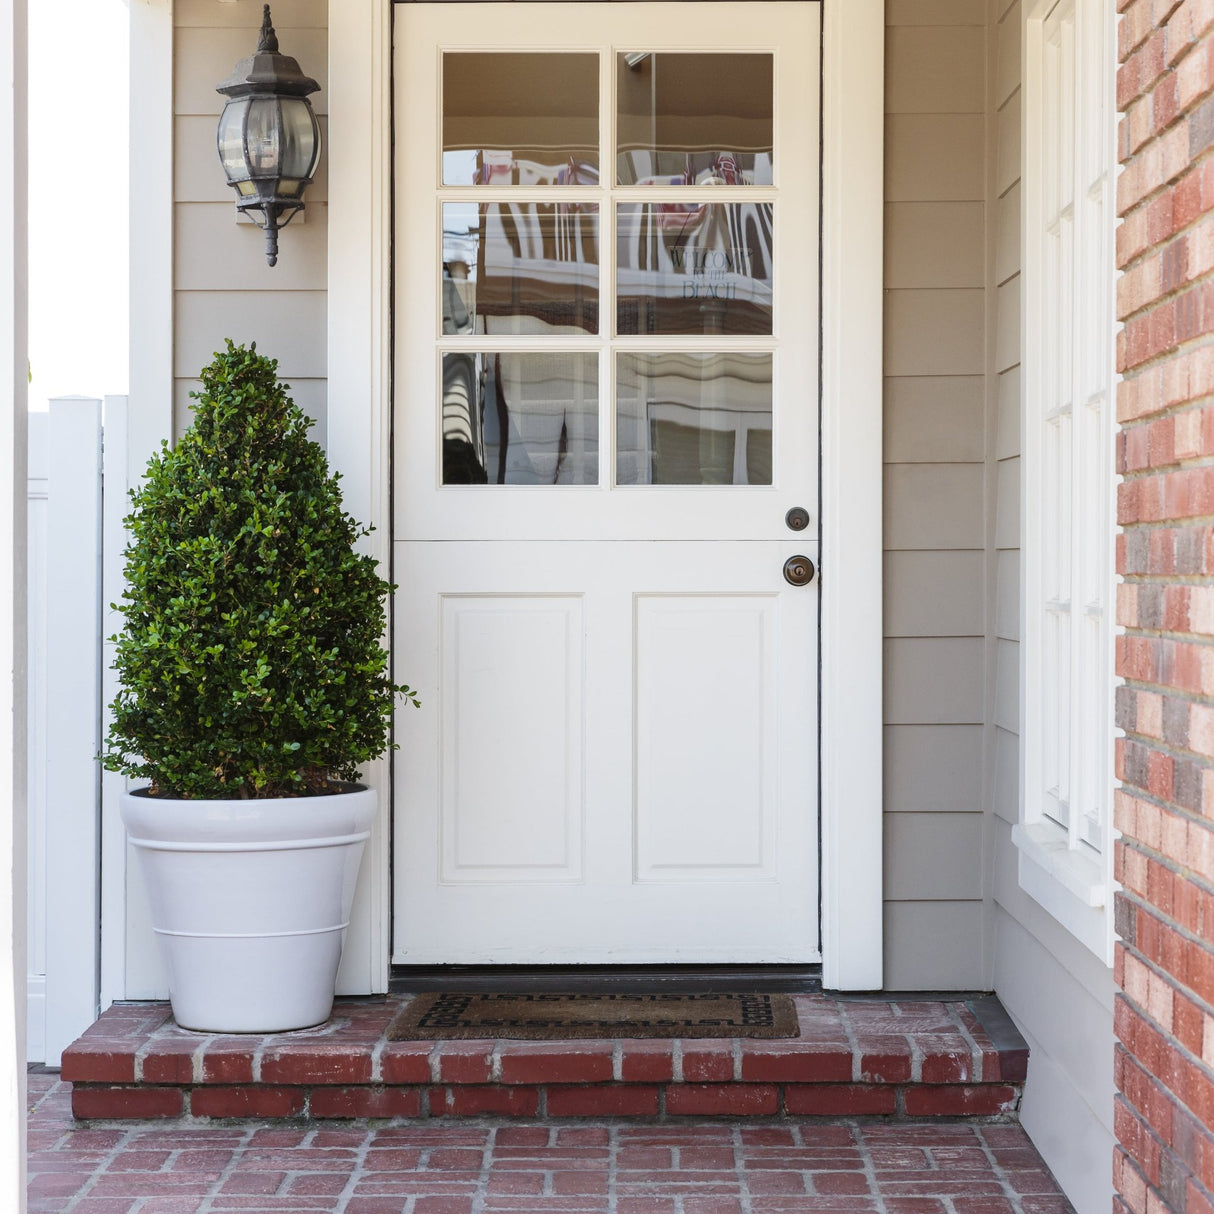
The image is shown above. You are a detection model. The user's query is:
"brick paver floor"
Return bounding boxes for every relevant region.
[28,1072,1076,1214]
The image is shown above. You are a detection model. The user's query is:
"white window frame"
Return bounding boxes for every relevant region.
[1017,0,1117,963]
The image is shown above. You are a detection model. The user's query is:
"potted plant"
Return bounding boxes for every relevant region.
[103,341,416,1033]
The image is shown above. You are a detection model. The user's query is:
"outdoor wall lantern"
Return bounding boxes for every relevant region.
[215,5,321,267]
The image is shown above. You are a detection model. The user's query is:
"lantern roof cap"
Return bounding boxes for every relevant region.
[216,5,320,100]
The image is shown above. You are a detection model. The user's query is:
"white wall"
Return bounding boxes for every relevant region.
[984,3,1115,1211]
[1,0,28,1204]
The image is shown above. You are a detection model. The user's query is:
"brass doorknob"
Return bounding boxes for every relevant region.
[783,555,815,586]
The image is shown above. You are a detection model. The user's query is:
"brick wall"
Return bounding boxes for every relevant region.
[1115,3,1214,1212]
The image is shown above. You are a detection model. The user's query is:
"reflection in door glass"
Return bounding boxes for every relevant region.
[443,53,599,186]
[616,53,773,186]
[442,352,598,485]
[616,352,772,485]
[616,203,773,336]
[442,203,599,336]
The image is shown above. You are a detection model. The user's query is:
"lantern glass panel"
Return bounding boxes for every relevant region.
[218,102,250,182]
[245,97,284,174]
[279,97,320,179]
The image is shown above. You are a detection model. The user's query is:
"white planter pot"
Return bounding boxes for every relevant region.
[120,785,377,1033]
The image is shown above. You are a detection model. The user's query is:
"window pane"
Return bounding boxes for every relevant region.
[616,352,772,485]
[442,202,599,336]
[443,53,599,186]
[616,53,773,186]
[616,202,773,335]
[442,352,598,485]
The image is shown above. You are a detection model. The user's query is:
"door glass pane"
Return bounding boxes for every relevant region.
[616,352,772,485]
[616,203,774,335]
[442,202,599,336]
[443,53,599,186]
[617,53,773,186]
[442,351,598,484]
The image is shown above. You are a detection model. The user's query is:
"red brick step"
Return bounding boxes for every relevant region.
[62,992,1027,1122]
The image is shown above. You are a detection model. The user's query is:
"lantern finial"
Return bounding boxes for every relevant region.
[257,6,279,55]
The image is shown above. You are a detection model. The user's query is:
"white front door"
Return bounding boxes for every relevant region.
[392,2,821,964]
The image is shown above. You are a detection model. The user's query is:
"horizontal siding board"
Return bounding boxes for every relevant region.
[884,464,985,550]
[996,183,1020,284]
[175,291,327,379]
[175,203,328,292]
[884,724,984,813]
[884,376,984,462]
[992,0,1018,24]
[996,90,1022,196]
[883,900,986,989]
[175,27,328,117]
[996,548,1019,640]
[993,902,1116,1211]
[996,2,1022,108]
[175,115,329,204]
[887,0,987,24]
[990,859,1112,1019]
[884,813,984,900]
[993,725,1020,824]
[885,202,985,288]
[995,277,1021,372]
[885,27,985,114]
[885,115,985,201]
[994,638,1019,733]
[175,0,329,27]
[996,366,1021,460]
[174,377,327,444]
[885,289,985,376]
[884,550,984,636]
[995,456,1020,549]
[884,637,984,724]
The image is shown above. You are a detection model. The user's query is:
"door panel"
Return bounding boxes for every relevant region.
[393,3,821,964]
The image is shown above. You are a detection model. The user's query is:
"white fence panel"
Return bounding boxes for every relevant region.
[29,396,105,1064]
[100,397,135,1009]
[26,412,48,1064]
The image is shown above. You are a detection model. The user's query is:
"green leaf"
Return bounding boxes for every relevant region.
[101,339,418,800]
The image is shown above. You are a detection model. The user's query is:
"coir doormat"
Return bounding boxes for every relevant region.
[386,991,800,1040]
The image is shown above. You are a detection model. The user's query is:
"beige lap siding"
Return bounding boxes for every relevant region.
[172,0,328,445]
[882,1,987,990]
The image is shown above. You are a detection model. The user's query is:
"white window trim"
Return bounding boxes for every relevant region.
[1018,0,1118,964]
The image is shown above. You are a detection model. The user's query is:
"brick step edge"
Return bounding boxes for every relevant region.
[70,1080,1023,1122]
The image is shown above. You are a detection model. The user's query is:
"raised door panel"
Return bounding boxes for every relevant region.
[441,596,584,882]
[635,595,776,880]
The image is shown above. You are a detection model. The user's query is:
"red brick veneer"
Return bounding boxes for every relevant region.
[61,994,1025,1122]
[1116,2,1214,1211]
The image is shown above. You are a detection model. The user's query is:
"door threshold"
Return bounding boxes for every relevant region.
[388,963,823,995]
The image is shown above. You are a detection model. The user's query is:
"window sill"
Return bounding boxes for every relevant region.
[1011,820,1112,963]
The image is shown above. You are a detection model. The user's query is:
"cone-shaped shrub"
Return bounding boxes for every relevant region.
[103,340,415,799]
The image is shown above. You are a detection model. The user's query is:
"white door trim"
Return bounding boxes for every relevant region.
[327,0,883,990]
[326,0,394,995]
[819,0,884,989]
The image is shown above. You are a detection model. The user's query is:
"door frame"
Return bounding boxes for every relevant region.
[327,0,883,991]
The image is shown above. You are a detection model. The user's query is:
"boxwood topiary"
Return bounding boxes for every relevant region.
[102,340,416,799]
